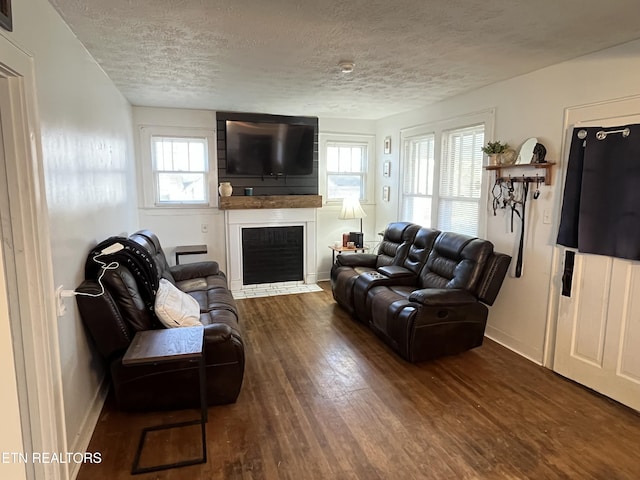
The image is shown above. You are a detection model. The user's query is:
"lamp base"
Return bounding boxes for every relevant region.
[349,232,364,248]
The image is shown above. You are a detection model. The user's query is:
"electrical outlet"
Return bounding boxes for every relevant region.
[55,285,66,316]
[201,224,208,233]
[543,209,552,224]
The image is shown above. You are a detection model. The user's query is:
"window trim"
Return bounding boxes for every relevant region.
[319,133,375,205]
[399,109,495,237]
[139,125,217,208]
[402,133,437,227]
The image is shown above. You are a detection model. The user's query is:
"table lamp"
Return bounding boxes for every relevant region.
[338,197,366,247]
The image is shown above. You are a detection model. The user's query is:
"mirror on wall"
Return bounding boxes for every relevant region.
[517,137,538,164]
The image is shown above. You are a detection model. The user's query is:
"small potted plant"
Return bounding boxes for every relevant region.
[481,141,509,165]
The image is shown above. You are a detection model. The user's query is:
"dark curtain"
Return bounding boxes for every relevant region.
[557,124,640,261]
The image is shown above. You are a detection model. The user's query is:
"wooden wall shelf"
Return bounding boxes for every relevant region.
[218,195,322,210]
[484,162,556,185]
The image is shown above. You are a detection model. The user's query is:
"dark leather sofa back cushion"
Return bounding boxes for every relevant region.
[84,237,160,309]
[377,222,420,267]
[102,266,157,331]
[419,232,493,291]
[130,230,176,284]
[75,280,133,360]
[402,227,440,274]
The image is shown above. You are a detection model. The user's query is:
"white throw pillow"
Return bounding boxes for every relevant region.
[154,278,203,328]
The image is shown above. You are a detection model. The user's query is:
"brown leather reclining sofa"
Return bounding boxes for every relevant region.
[75,230,244,411]
[331,222,510,362]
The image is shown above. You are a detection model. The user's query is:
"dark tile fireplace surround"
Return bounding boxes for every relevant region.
[242,226,303,285]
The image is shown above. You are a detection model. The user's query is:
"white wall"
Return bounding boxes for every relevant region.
[3,0,137,461]
[375,39,640,363]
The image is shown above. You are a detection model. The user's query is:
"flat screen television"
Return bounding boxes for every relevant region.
[225,120,315,176]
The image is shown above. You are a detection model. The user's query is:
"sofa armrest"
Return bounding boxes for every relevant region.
[203,322,234,345]
[409,288,477,306]
[476,252,511,306]
[336,253,377,268]
[377,265,415,279]
[169,261,220,281]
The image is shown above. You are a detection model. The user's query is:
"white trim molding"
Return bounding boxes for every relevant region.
[137,125,218,208]
[224,208,318,291]
[0,38,69,479]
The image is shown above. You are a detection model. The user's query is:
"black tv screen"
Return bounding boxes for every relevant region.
[226,120,314,176]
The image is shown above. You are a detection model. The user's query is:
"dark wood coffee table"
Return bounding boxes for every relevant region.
[122,326,207,474]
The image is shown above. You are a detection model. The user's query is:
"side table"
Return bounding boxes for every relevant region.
[329,245,369,263]
[122,326,207,474]
[174,245,208,265]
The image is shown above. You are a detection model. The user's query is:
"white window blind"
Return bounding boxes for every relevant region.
[402,134,435,227]
[326,142,367,201]
[151,136,209,204]
[401,123,485,236]
[438,125,484,236]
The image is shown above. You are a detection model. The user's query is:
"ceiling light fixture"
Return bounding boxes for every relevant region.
[338,61,355,74]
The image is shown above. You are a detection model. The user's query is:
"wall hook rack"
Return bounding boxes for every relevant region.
[497,175,546,184]
[484,161,556,185]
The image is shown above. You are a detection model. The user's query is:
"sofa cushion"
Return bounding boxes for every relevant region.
[170,261,220,282]
[131,230,171,267]
[376,222,421,267]
[419,233,493,291]
[155,278,203,328]
[102,266,156,331]
[176,274,229,293]
[189,288,239,318]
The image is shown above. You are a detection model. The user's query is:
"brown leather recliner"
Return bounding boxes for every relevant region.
[330,222,420,315]
[75,230,244,411]
[366,231,510,362]
[351,226,441,320]
[332,226,510,363]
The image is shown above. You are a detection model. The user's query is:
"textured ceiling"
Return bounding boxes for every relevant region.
[50,0,640,119]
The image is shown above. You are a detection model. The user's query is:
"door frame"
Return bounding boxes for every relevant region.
[0,38,68,479]
[543,94,640,368]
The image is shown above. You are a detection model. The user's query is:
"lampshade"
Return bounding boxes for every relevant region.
[338,197,366,221]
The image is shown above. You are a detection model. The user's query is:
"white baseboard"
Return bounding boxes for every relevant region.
[485,325,543,366]
[317,270,330,282]
[68,377,109,480]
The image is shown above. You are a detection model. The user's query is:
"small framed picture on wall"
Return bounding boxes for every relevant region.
[384,136,391,154]
[383,161,391,177]
[0,0,12,32]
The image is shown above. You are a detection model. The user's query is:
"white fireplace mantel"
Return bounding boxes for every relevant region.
[224,208,318,291]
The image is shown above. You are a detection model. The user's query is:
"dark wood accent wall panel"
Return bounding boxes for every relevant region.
[216,111,319,196]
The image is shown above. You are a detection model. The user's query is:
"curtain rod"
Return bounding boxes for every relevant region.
[578,127,631,140]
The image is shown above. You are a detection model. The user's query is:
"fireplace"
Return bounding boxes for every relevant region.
[224,208,318,292]
[242,226,303,285]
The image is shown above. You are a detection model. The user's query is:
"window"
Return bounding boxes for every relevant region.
[151,136,208,204]
[139,126,216,208]
[403,134,435,228]
[326,142,367,201]
[438,125,484,235]
[401,116,488,236]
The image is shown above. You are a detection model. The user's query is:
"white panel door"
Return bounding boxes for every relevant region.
[554,253,640,410]
[553,103,640,411]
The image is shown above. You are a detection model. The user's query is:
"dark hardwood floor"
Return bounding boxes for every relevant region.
[78,282,640,479]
